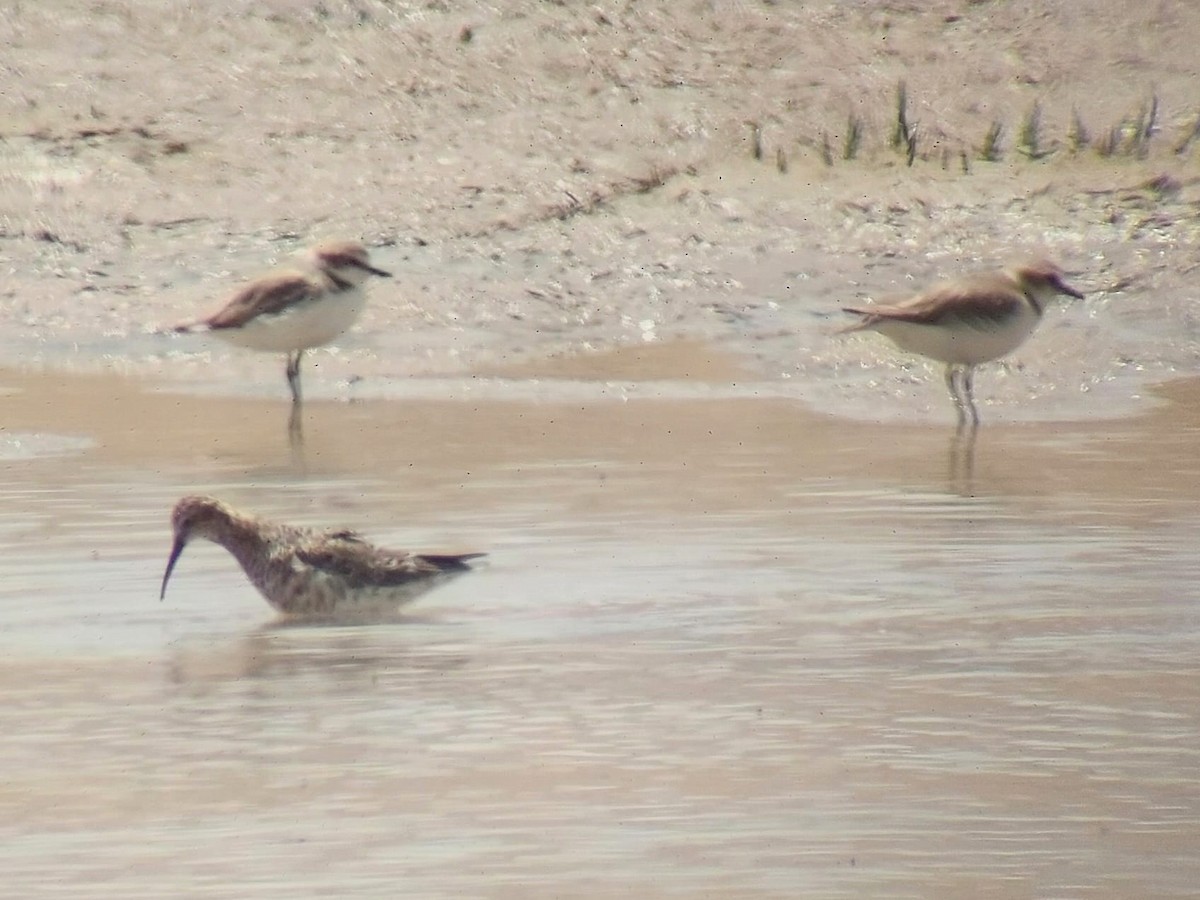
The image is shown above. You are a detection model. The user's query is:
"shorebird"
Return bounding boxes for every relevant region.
[159,495,485,617]
[171,240,391,406]
[840,259,1084,426]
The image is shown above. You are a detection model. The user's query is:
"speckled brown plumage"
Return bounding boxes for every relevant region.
[159,495,484,616]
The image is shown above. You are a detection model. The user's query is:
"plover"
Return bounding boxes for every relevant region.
[841,260,1084,426]
[159,495,485,617]
[171,240,391,406]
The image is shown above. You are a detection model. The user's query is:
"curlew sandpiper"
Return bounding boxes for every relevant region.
[159,495,484,617]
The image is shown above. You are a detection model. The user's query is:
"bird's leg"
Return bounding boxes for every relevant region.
[288,402,304,446]
[286,350,304,406]
[945,365,968,428]
[962,366,980,428]
[948,417,979,488]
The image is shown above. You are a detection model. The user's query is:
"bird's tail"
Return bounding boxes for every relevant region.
[836,307,875,334]
[423,552,488,571]
[153,319,210,337]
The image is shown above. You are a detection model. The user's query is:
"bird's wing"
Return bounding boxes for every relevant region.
[191,273,318,331]
[295,536,476,587]
[324,528,367,543]
[844,278,1025,332]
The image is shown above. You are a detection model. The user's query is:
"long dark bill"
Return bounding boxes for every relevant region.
[160,537,187,600]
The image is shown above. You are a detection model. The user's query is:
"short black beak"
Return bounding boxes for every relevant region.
[1056,275,1085,300]
[160,536,186,600]
[360,261,392,278]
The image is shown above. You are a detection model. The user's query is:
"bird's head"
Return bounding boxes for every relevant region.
[1013,259,1085,306]
[160,495,230,600]
[305,240,392,285]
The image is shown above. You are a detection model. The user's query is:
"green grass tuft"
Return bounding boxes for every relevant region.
[1174,112,1200,156]
[1095,124,1121,158]
[890,80,909,151]
[748,122,763,161]
[843,114,862,161]
[1017,103,1050,159]
[979,120,1003,161]
[1068,108,1090,153]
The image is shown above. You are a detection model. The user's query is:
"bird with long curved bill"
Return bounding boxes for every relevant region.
[159,495,485,618]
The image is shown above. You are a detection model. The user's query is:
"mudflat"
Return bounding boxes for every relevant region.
[1,2,1198,418]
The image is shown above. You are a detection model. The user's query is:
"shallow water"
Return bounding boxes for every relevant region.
[1,356,1199,898]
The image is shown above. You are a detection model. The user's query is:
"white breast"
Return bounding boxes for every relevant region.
[216,287,368,353]
[872,303,1040,366]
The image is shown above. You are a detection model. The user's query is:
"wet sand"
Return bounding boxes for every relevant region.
[3,2,1200,423]
[1,350,1199,897]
